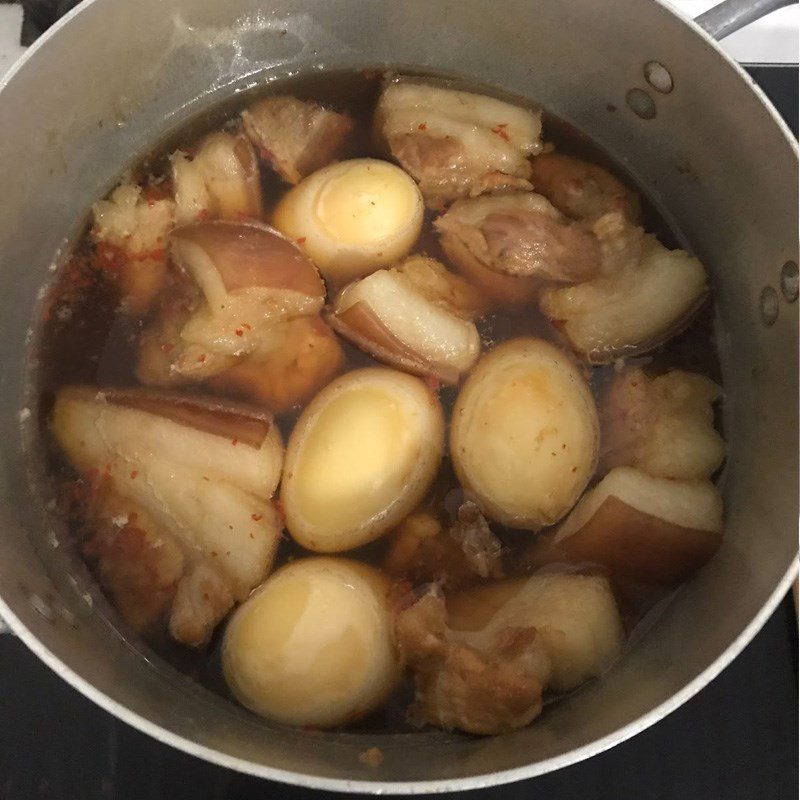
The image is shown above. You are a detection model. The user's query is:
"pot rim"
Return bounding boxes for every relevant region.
[2,562,795,793]
[0,0,797,792]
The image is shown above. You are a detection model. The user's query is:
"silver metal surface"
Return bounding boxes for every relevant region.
[780,261,799,302]
[643,61,674,93]
[0,0,797,792]
[759,286,780,326]
[696,0,798,39]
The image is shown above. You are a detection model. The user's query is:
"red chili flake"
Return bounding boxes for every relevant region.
[197,353,206,363]
[258,147,275,162]
[295,237,307,245]
[235,328,244,337]
[160,342,174,354]
[418,123,428,131]
[231,438,238,447]
[491,124,511,142]
[242,323,252,331]
[196,208,210,221]
[251,513,263,522]
[130,470,139,480]
[274,499,286,524]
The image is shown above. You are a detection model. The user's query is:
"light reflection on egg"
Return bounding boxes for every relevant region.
[272,158,424,284]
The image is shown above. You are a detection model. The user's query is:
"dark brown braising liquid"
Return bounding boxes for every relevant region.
[33,70,723,732]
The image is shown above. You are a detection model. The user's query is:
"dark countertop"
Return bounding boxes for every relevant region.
[0,42,797,800]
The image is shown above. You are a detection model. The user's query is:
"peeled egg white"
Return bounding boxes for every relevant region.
[222,557,399,727]
[451,337,599,529]
[272,158,424,284]
[280,367,444,552]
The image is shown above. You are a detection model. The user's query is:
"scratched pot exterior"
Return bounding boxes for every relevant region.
[0,0,796,792]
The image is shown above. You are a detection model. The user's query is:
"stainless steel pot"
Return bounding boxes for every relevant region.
[0,0,796,792]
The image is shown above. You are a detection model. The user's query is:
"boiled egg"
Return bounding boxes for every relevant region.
[272,158,424,284]
[222,557,399,727]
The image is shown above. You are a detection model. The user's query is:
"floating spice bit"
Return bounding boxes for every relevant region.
[358,747,384,768]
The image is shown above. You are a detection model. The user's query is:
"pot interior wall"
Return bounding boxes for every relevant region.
[0,0,796,789]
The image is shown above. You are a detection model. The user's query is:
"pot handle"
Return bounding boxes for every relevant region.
[695,0,798,40]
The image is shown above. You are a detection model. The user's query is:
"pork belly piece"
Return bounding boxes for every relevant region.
[91,184,175,314]
[376,79,542,208]
[601,367,725,480]
[542,466,723,587]
[81,492,185,633]
[435,192,600,284]
[242,96,353,185]
[169,219,325,356]
[52,387,284,646]
[328,256,482,384]
[529,153,641,223]
[384,502,504,589]
[136,220,339,409]
[395,587,549,735]
[539,212,709,363]
[396,570,623,733]
[446,572,624,694]
[170,130,263,224]
[206,315,344,414]
[395,254,486,318]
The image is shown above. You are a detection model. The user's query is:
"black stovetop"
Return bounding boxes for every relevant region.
[0,17,797,798]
